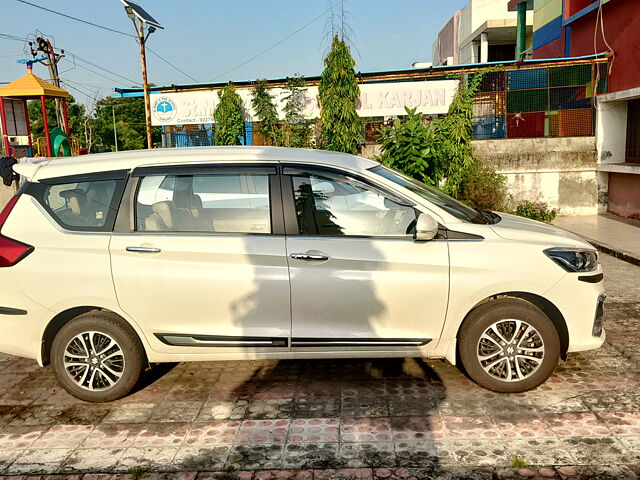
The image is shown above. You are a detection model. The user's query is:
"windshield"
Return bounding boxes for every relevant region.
[370,165,487,224]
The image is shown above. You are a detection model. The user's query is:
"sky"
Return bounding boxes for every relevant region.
[1,0,469,106]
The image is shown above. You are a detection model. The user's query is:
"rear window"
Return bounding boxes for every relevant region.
[27,176,127,232]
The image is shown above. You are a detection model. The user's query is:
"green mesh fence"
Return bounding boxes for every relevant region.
[471,60,608,139]
[549,64,593,87]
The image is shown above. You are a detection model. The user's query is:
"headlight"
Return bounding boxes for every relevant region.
[544,248,599,273]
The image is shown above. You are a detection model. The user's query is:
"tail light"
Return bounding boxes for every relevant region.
[0,195,33,267]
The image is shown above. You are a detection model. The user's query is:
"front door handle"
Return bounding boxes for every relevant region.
[290,253,329,261]
[126,246,161,253]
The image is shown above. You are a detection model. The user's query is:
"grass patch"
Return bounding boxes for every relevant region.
[511,454,529,468]
[128,466,148,480]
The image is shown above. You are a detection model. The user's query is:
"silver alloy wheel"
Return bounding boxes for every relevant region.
[477,319,544,382]
[63,331,125,391]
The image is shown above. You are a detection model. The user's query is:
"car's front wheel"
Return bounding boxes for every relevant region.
[51,311,146,402]
[458,298,560,393]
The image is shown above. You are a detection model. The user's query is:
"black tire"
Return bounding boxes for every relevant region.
[51,311,146,402]
[458,298,560,393]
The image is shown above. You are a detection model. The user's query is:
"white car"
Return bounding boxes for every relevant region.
[0,147,605,402]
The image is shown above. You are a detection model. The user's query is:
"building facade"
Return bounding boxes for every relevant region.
[515,0,640,219]
[432,0,533,66]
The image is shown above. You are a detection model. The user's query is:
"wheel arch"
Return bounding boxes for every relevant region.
[41,306,143,366]
[456,292,569,357]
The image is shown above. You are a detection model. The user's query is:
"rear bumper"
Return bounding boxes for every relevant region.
[0,310,44,362]
[0,281,50,363]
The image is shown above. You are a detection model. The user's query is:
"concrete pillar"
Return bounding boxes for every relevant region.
[480,33,489,63]
[471,41,478,63]
[516,1,527,59]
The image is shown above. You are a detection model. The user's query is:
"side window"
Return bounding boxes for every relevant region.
[136,172,272,234]
[41,179,121,230]
[290,173,416,237]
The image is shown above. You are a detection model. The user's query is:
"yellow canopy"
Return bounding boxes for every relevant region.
[0,71,69,99]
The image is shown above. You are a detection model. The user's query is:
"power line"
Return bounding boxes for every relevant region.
[65,54,140,87]
[211,6,332,81]
[60,77,114,88]
[147,47,198,83]
[0,32,140,87]
[0,33,29,42]
[13,0,198,83]
[64,48,140,85]
[59,80,98,101]
[15,0,134,38]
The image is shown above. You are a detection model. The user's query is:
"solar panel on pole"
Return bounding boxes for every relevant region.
[120,0,164,29]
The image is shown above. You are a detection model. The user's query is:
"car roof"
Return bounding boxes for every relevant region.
[17,146,379,182]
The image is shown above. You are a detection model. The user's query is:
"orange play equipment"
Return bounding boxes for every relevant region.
[0,64,75,158]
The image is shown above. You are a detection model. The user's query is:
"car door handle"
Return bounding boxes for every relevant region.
[290,253,329,261]
[126,246,161,253]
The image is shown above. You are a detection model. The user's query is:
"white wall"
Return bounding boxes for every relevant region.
[596,101,628,165]
[473,137,599,216]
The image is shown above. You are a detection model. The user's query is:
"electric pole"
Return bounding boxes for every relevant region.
[30,37,65,129]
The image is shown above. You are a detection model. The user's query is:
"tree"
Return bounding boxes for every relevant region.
[435,73,481,198]
[378,107,440,186]
[214,83,245,146]
[318,34,363,154]
[251,79,281,146]
[282,75,311,148]
[91,96,161,152]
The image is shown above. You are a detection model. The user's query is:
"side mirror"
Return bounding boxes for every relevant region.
[415,212,439,241]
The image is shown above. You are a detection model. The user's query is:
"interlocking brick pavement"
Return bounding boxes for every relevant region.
[0,254,638,478]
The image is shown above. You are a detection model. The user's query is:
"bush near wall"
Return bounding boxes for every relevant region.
[514,200,559,223]
[457,158,510,212]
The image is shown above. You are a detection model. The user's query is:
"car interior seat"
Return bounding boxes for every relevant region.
[144,201,175,231]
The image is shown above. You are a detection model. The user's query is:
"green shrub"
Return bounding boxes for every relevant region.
[514,200,559,223]
[457,158,510,211]
[378,107,440,186]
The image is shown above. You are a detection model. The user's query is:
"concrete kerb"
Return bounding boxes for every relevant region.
[579,236,640,268]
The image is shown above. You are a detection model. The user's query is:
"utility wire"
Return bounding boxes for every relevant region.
[211,6,332,81]
[147,47,198,83]
[0,32,140,86]
[65,53,140,86]
[15,0,134,38]
[13,0,199,83]
[0,33,29,42]
[60,80,97,101]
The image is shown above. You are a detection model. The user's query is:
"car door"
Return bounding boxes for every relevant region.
[109,164,291,354]
[281,165,450,350]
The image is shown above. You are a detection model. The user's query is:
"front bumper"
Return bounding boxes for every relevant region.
[543,271,606,353]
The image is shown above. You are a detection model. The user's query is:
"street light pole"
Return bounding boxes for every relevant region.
[137,22,153,150]
[121,1,163,150]
[112,105,118,152]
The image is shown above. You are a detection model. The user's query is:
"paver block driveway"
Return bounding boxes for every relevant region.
[0,253,638,475]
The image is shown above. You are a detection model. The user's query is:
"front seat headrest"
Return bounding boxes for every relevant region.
[152,201,174,229]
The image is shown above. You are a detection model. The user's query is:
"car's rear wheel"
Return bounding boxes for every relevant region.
[51,311,145,402]
[458,298,560,393]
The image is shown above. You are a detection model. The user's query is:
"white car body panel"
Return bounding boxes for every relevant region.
[0,147,605,369]
[287,236,449,344]
[109,233,291,357]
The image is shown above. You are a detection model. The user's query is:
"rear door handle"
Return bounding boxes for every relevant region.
[126,246,161,253]
[290,253,329,261]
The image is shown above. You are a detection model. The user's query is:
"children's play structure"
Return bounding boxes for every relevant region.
[0,61,77,158]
